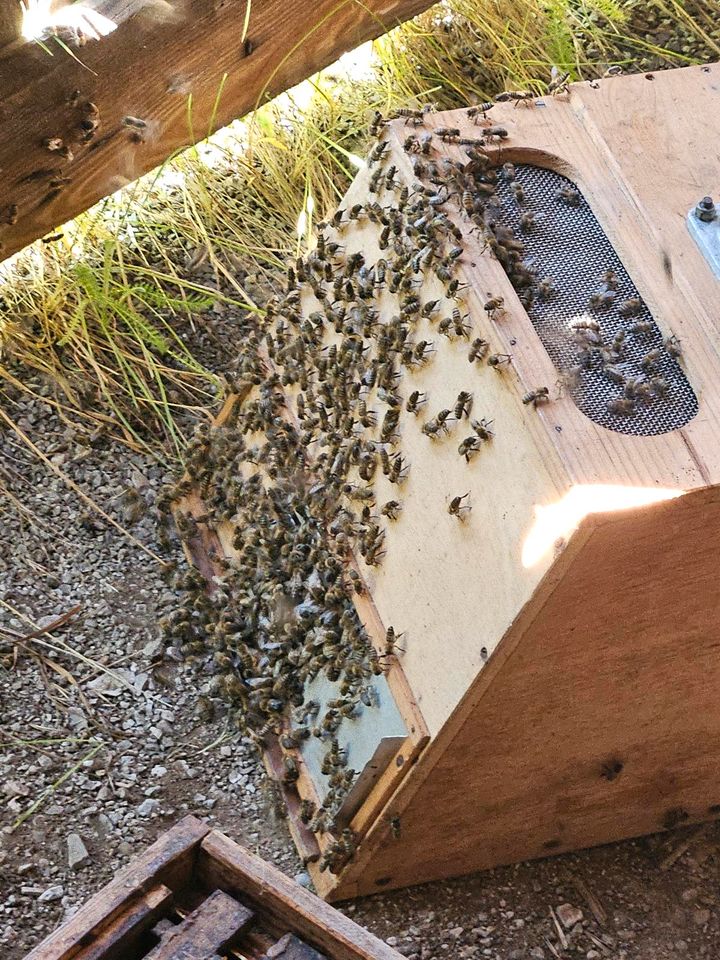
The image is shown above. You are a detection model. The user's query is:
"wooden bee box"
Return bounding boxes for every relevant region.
[178,62,720,900]
[24,817,403,960]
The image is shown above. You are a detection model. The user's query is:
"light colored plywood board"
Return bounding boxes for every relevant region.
[331,485,720,897]
[293,151,572,737]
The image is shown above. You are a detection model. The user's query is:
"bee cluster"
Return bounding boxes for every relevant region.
[162,99,688,873]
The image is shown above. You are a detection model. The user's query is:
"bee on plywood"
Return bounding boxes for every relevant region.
[484,295,505,319]
[665,334,682,358]
[448,492,471,518]
[466,102,494,123]
[381,500,402,520]
[406,390,427,414]
[454,391,473,420]
[393,105,431,125]
[548,66,571,96]
[522,387,550,407]
[434,127,460,141]
[495,90,534,106]
[487,353,512,369]
[458,436,482,462]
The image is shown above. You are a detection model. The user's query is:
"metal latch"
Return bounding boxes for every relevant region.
[688,196,720,279]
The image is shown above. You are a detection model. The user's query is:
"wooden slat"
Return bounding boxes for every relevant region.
[75,884,173,960]
[26,816,210,960]
[0,0,434,261]
[197,831,402,960]
[145,889,253,959]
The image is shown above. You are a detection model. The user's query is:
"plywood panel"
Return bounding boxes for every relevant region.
[331,486,720,896]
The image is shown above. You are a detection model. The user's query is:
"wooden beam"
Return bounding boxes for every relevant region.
[0,0,434,261]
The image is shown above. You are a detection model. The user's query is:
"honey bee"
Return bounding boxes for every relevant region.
[519,211,536,231]
[665,335,682,358]
[641,348,662,372]
[556,185,581,206]
[122,116,147,129]
[502,162,516,180]
[448,492,471,518]
[618,297,642,317]
[384,626,405,655]
[471,418,494,441]
[484,295,505,319]
[608,397,635,415]
[629,320,653,335]
[458,436,482,461]
[484,124,509,140]
[649,375,669,397]
[369,110,386,137]
[548,67,571,96]
[381,500,402,520]
[454,391,473,419]
[434,127,460,141]
[422,408,454,437]
[468,337,489,362]
[487,353,512,368]
[589,289,616,309]
[494,90,534,105]
[522,386,550,407]
[538,277,556,299]
[511,182,526,204]
[466,103,494,123]
[368,140,389,165]
[406,390,428,413]
[393,105,431,125]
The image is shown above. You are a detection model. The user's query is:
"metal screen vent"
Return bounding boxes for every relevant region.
[490,164,697,436]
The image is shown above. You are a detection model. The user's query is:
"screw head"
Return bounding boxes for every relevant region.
[695,196,717,222]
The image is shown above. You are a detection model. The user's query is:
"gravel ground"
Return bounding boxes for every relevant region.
[1,384,719,959]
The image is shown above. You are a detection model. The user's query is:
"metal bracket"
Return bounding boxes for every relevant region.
[687,198,720,279]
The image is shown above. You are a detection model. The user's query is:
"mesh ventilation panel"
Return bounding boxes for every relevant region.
[491,164,697,436]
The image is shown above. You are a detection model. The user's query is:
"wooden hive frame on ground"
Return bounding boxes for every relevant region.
[176,63,720,899]
[25,816,404,960]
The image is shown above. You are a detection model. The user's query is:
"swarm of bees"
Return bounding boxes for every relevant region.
[159,94,692,876]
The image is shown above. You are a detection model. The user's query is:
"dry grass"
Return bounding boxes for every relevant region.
[1,0,718,457]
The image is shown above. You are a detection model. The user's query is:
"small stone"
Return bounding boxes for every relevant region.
[150,765,167,777]
[294,872,312,888]
[693,908,710,926]
[67,833,90,870]
[38,885,64,903]
[586,951,601,959]
[66,706,88,730]
[173,759,196,779]
[136,798,160,817]
[530,946,545,959]
[556,903,583,929]
[2,780,29,798]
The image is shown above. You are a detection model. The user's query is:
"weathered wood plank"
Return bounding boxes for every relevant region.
[26,816,210,960]
[145,889,253,959]
[197,831,402,960]
[75,884,173,960]
[0,0,434,261]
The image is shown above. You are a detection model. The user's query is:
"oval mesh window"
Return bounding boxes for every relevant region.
[490,164,697,436]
